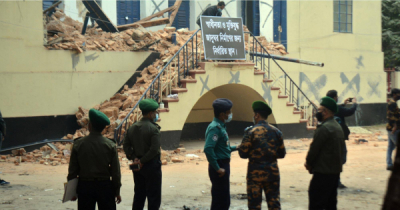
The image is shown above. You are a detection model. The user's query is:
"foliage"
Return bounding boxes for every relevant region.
[382,0,400,67]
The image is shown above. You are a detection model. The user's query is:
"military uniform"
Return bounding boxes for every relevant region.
[123,99,162,210]
[386,98,400,168]
[67,109,121,210]
[239,101,285,210]
[204,98,236,210]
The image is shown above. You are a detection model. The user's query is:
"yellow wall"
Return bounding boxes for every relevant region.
[266,0,386,104]
[0,1,151,117]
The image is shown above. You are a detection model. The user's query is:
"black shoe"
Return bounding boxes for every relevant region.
[338,183,347,189]
[387,165,394,171]
[0,179,10,185]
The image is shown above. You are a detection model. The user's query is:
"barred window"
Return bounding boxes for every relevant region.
[334,0,352,33]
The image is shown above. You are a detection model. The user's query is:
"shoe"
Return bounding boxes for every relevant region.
[387,165,394,171]
[0,179,10,185]
[338,183,347,189]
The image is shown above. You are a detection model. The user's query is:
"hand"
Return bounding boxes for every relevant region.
[344,98,350,105]
[352,97,357,103]
[71,196,77,201]
[392,125,397,134]
[217,168,225,177]
[115,195,122,204]
[304,163,312,174]
[131,159,143,172]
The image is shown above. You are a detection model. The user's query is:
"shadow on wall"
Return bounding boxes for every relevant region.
[181,83,276,140]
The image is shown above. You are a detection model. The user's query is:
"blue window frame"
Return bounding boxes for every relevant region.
[334,0,352,33]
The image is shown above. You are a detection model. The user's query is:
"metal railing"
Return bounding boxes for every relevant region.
[244,31,318,128]
[114,29,203,145]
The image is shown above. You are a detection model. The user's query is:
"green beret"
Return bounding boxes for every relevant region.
[320,97,338,114]
[89,109,110,126]
[252,101,272,116]
[139,99,159,112]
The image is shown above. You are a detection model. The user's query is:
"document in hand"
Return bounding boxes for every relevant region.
[62,178,78,203]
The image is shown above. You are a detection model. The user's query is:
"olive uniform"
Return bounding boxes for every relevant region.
[239,101,286,210]
[67,109,121,210]
[123,99,162,210]
[204,99,236,210]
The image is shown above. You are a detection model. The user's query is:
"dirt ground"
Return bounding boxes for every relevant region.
[0,125,393,210]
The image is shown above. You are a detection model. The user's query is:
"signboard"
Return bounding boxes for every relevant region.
[200,16,246,60]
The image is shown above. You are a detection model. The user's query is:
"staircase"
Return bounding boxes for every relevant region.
[114,29,318,145]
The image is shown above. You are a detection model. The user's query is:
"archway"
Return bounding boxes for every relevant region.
[180,84,276,140]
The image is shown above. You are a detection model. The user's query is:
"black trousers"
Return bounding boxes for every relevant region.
[77,180,115,210]
[133,159,162,210]
[309,173,340,210]
[208,159,231,210]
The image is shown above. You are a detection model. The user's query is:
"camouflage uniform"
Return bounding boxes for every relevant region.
[239,120,286,210]
[387,98,400,168]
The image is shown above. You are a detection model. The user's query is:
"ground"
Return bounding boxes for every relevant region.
[0,125,393,210]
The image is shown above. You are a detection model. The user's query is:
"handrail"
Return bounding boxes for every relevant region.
[114,29,202,145]
[244,31,318,110]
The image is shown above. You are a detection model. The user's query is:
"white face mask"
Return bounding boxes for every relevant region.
[225,113,233,123]
[253,116,256,125]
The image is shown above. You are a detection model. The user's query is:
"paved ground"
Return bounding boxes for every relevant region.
[0,125,393,209]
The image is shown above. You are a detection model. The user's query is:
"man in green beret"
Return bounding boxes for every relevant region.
[305,97,345,210]
[238,101,286,210]
[68,109,122,210]
[123,98,162,210]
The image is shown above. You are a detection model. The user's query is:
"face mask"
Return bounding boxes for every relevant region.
[217,8,222,12]
[153,113,159,123]
[253,117,256,125]
[316,112,323,122]
[225,113,232,123]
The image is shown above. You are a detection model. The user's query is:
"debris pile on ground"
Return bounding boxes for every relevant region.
[243,25,288,55]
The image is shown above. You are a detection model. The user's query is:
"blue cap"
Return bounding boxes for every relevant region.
[212,98,233,113]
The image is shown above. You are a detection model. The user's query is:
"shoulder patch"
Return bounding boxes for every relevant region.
[212,134,218,141]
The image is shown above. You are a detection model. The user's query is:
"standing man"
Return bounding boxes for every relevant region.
[123,99,162,210]
[0,110,9,185]
[196,1,225,28]
[204,98,237,210]
[305,97,345,210]
[68,109,122,210]
[239,101,286,210]
[326,90,358,188]
[386,88,400,171]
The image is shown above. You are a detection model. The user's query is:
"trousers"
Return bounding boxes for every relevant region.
[77,180,116,210]
[247,178,280,210]
[309,173,340,210]
[387,130,399,167]
[208,159,231,210]
[132,159,162,210]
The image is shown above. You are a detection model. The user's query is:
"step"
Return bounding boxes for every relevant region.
[180,78,197,88]
[286,103,295,107]
[271,87,280,90]
[198,62,206,70]
[293,111,302,114]
[299,119,308,123]
[214,62,255,68]
[188,70,206,79]
[254,71,265,75]
[278,95,289,99]
[162,97,179,108]
[307,126,317,131]
[171,88,188,94]
[158,108,169,113]
[263,78,273,83]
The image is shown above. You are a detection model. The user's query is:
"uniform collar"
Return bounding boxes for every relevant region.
[318,117,334,127]
[213,117,226,127]
[89,131,102,136]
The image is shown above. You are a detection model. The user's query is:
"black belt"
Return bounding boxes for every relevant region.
[79,177,110,181]
[217,158,231,164]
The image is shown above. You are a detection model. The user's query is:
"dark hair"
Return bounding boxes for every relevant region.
[255,111,269,119]
[91,122,106,132]
[218,1,225,6]
[326,90,338,99]
[391,88,400,97]
[214,109,223,118]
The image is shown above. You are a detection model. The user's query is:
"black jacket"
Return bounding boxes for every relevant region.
[0,110,5,137]
[196,5,222,26]
[335,103,357,140]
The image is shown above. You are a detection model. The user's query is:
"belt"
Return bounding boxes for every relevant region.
[79,177,110,181]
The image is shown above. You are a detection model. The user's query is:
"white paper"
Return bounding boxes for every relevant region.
[62,178,78,203]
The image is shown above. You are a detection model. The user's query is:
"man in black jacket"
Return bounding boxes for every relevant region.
[327,90,358,189]
[196,1,225,28]
[0,110,9,185]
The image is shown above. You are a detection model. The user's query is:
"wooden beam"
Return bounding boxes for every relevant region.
[118,18,170,31]
[166,0,182,27]
[43,1,62,14]
[136,6,176,24]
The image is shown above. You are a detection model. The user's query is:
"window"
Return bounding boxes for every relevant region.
[334,0,352,33]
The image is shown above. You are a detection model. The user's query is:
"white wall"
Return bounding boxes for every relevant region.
[102,0,117,26]
[63,0,117,26]
[144,0,168,32]
[259,0,273,41]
